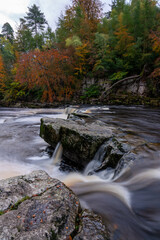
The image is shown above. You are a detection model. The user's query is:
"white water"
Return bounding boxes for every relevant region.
[51,142,63,165]
[0,108,68,181]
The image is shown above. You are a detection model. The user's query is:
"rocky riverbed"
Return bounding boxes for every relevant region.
[40,115,138,177]
[0,106,160,239]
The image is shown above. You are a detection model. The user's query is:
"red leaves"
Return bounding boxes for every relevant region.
[15,49,76,102]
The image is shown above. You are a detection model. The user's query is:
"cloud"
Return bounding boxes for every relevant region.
[0,0,30,14]
[0,0,30,31]
[38,0,71,30]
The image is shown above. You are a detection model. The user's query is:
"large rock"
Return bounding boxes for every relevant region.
[0,171,109,240]
[40,118,113,170]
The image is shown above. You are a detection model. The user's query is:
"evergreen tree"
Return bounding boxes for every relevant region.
[24,4,47,35]
[0,37,15,73]
[1,22,14,43]
[15,18,35,52]
[44,26,56,49]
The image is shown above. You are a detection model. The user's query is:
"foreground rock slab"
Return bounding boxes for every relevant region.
[0,171,109,240]
[40,118,113,169]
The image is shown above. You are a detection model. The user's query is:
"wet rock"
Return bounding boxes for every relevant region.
[113,152,137,178]
[40,118,113,169]
[95,138,130,171]
[74,210,110,240]
[0,171,110,240]
[84,137,134,177]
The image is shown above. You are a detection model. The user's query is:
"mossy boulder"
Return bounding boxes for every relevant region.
[40,118,113,169]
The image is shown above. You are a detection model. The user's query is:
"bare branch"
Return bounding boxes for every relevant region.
[100,75,141,99]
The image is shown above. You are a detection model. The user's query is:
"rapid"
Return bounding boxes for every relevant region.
[0,105,160,239]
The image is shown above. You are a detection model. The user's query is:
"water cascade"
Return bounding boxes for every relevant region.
[84,142,107,175]
[51,142,63,165]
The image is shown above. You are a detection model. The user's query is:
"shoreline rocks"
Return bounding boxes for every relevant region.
[0,171,109,240]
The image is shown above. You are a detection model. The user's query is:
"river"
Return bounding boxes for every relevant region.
[0,105,159,180]
[0,107,68,180]
[0,105,160,240]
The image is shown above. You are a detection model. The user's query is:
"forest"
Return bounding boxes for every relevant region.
[0,0,160,105]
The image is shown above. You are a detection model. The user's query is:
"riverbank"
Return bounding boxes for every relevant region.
[0,94,160,109]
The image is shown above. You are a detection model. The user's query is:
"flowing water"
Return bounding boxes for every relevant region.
[0,107,68,180]
[0,105,160,239]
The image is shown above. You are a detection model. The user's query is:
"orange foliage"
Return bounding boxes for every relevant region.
[64,0,102,40]
[115,14,134,55]
[150,57,160,79]
[15,49,76,102]
[72,0,102,28]
[150,31,160,54]
[75,42,90,75]
[150,31,160,79]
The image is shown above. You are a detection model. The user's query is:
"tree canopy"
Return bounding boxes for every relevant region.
[0,0,160,104]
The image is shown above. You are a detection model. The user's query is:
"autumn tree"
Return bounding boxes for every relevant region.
[149,28,160,95]
[15,49,77,102]
[56,0,103,44]
[114,14,134,55]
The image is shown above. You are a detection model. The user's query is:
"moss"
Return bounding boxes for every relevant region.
[0,210,4,215]
[10,196,30,210]
[70,213,81,238]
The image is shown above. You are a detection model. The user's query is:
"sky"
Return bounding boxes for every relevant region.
[0,0,112,33]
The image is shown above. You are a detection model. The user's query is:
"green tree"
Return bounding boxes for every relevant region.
[43,26,56,49]
[0,37,15,73]
[24,4,47,35]
[1,22,14,43]
[56,14,70,46]
[15,18,35,52]
[110,0,126,13]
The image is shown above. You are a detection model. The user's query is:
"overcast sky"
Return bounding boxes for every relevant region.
[0,0,111,33]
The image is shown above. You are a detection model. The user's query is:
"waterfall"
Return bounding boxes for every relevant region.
[64,161,160,240]
[84,141,114,180]
[84,142,108,175]
[51,142,63,165]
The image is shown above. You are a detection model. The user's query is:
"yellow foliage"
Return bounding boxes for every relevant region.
[74,42,90,75]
